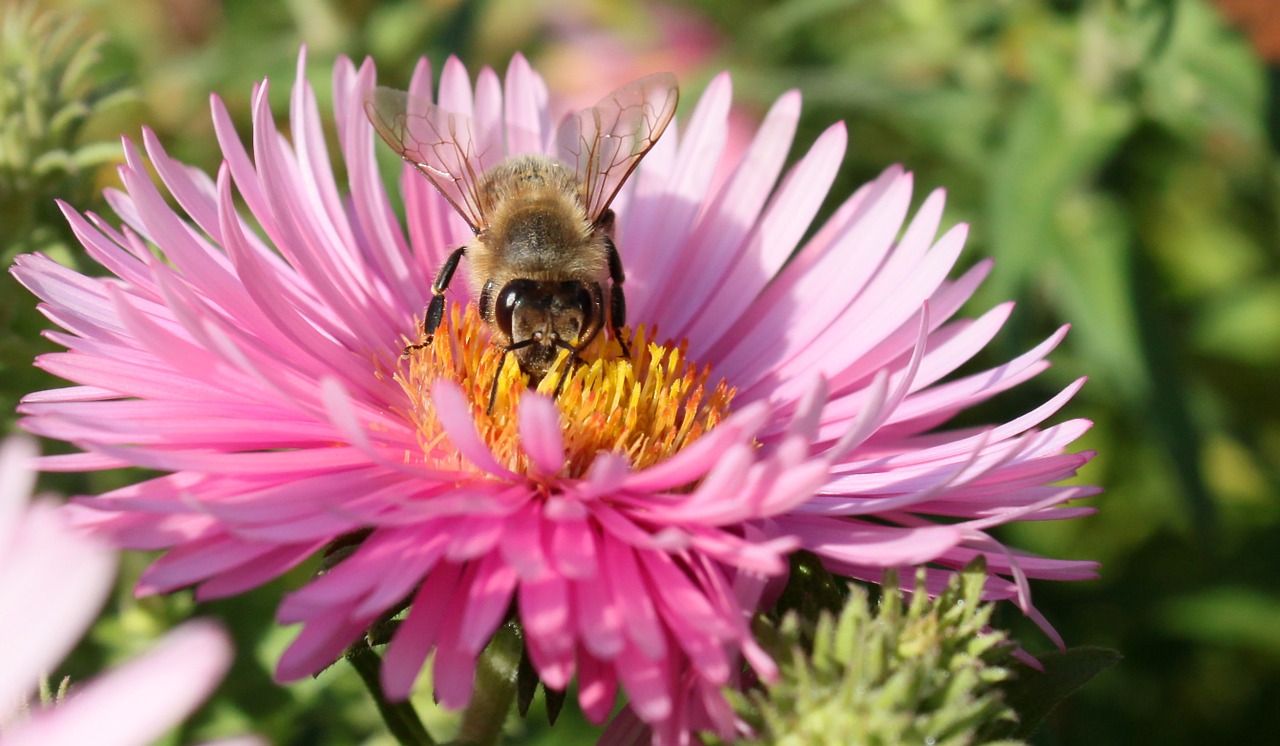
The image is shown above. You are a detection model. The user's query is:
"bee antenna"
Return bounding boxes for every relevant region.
[487,354,507,416]
[551,340,582,400]
[488,339,538,415]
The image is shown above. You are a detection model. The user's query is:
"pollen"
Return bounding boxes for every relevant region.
[396,303,735,478]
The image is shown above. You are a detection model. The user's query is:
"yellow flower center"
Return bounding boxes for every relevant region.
[396,304,735,479]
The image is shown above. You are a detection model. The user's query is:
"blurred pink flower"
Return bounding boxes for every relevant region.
[539,2,723,113]
[0,436,253,746]
[538,1,754,195]
[14,51,1098,744]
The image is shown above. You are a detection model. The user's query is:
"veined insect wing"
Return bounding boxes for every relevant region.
[365,86,496,233]
[555,72,679,223]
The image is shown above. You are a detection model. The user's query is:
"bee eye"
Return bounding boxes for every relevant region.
[572,283,594,332]
[495,283,522,337]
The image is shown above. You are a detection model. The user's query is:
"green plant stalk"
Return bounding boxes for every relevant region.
[456,623,523,746]
[346,643,435,746]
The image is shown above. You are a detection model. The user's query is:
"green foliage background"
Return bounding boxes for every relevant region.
[3,0,1278,743]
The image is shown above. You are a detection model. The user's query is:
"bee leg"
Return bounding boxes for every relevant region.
[605,238,630,358]
[405,246,466,357]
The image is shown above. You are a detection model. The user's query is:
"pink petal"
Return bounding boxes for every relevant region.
[276,612,371,682]
[603,541,666,659]
[431,380,517,478]
[574,575,625,660]
[504,53,550,154]
[499,501,550,580]
[2,622,244,746]
[458,553,519,653]
[550,511,597,580]
[577,650,619,724]
[785,515,964,567]
[622,401,769,492]
[660,90,804,339]
[0,499,116,711]
[614,644,672,724]
[627,73,731,321]
[0,436,37,544]
[380,561,465,699]
[523,616,576,690]
[683,120,846,351]
[519,572,571,653]
[518,392,565,476]
[432,578,481,709]
[473,66,505,164]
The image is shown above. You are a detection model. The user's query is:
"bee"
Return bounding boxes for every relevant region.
[366,72,679,409]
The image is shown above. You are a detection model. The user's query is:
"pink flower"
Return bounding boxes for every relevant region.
[0,436,255,746]
[539,2,724,113]
[14,51,1098,744]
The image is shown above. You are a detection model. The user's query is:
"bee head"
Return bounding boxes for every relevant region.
[493,279,599,377]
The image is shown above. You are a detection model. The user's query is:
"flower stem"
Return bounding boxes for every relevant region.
[346,643,435,746]
[456,622,523,746]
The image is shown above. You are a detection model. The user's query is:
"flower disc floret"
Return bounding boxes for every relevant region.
[398,303,735,478]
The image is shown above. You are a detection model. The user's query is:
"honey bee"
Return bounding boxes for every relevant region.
[366,72,679,409]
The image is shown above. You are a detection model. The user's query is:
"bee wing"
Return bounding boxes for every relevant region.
[365,86,495,233]
[556,72,679,223]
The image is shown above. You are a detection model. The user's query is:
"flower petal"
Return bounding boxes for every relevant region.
[518,392,565,476]
[431,380,518,479]
[1,622,242,746]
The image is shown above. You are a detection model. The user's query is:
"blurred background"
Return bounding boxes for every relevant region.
[3,0,1278,743]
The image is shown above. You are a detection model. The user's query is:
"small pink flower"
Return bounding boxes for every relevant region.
[0,436,253,746]
[14,51,1098,744]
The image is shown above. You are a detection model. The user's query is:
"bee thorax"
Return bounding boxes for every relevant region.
[503,206,587,260]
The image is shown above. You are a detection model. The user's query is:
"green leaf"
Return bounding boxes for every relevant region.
[1001,646,1122,739]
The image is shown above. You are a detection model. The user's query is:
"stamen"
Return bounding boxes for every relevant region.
[397,303,735,479]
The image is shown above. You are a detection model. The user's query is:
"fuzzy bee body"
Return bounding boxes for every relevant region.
[367,74,678,398]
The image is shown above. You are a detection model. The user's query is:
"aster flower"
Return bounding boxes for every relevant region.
[13,51,1098,744]
[0,436,255,746]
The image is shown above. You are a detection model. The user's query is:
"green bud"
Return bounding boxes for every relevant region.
[724,559,1025,746]
[0,3,132,261]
